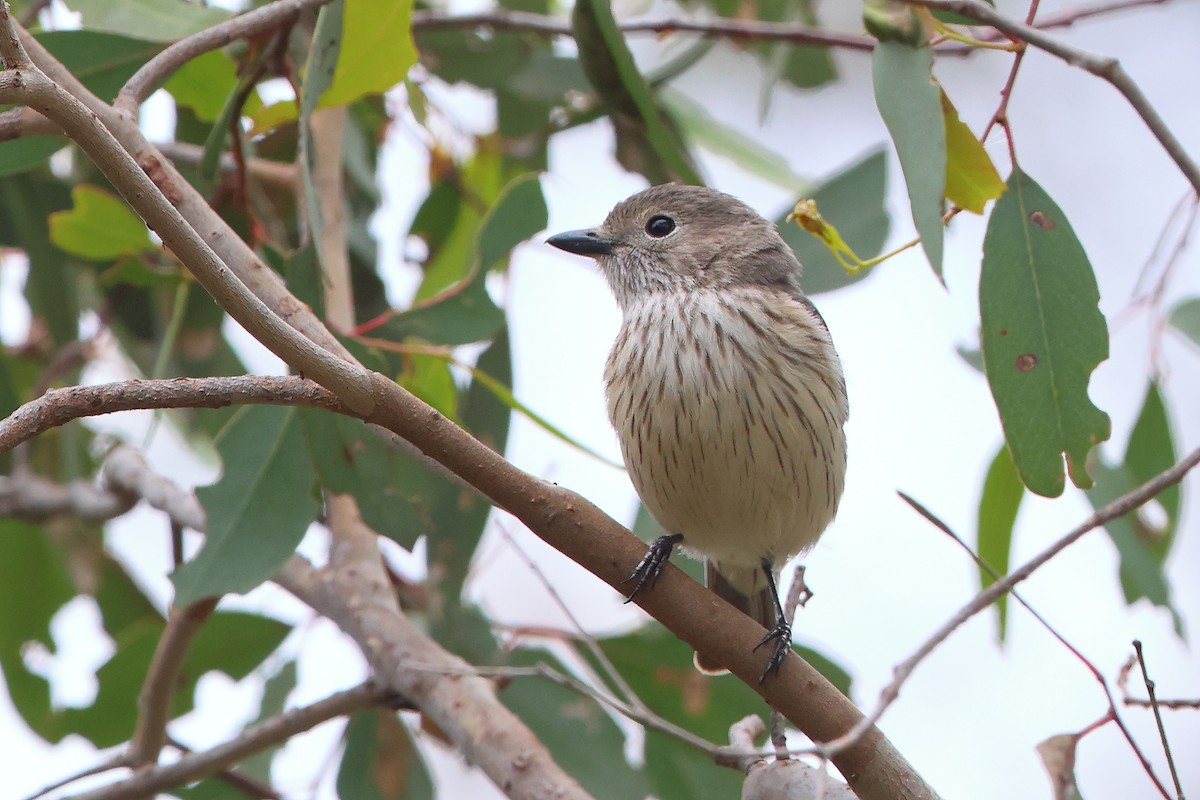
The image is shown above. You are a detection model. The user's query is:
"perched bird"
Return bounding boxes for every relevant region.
[547,184,848,682]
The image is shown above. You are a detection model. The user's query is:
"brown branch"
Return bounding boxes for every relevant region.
[116,0,328,112]
[0,376,350,454]
[904,0,1200,195]
[0,472,135,522]
[63,682,388,800]
[825,444,1200,759]
[275,555,597,800]
[158,141,298,186]
[127,598,220,768]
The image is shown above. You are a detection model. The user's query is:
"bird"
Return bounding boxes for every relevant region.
[546,184,849,682]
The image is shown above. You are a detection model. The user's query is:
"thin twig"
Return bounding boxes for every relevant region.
[1133,641,1186,800]
[63,682,389,800]
[166,736,284,800]
[898,491,1172,798]
[495,522,651,716]
[0,376,351,454]
[904,0,1200,195]
[821,444,1200,762]
[1118,655,1200,710]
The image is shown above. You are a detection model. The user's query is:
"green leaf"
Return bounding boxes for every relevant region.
[478,173,548,270]
[502,650,648,800]
[398,353,460,422]
[424,331,512,656]
[338,710,434,800]
[301,410,438,549]
[980,169,1110,497]
[164,50,238,122]
[49,185,155,262]
[1087,383,1179,623]
[664,89,808,192]
[872,41,945,275]
[1,175,79,345]
[172,406,318,604]
[320,0,417,107]
[572,0,702,185]
[1167,297,1200,348]
[378,277,505,346]
[941,91,1004,213]
[69,0,232,42]
[35,30,162,101]
[0,521,75,742]
[298,0,344,275]
[777,149,890,295]
[0,138,66,178]
[977,444,1023,642]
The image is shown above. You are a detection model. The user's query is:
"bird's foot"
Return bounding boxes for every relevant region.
[622,533,683,602]
[753,615,792,684]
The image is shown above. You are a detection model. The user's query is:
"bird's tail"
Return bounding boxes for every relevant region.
[694,562,775,674]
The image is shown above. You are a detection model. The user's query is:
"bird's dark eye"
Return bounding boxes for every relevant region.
[645,215,676,238]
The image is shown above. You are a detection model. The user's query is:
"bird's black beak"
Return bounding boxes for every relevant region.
[546,228,615,256]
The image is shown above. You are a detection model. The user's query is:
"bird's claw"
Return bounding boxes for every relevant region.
[753,616,792,683]
[622,533,682,602]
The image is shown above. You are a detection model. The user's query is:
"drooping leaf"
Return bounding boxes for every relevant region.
[977,444,1023,642]
[872,41,945,275]
[1036,733,1084,800]
[777,149,890,295]
[980,169,1110,497]
[1167,297,1200,349]
[941,90,1004,213]
[69,0,232,42]
[337,710,434,800]
[572,0,702,185]
[298,0,344,274]
[172,406,318,604]
[1086,383,1180,626]
[49,185,155,262]
[164,50,239,122]
[320,0,417,108]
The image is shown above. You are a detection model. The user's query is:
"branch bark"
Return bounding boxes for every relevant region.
[0,376,349,453]
[64,682,388,800]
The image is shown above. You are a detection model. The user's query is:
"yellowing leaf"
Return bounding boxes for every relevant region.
[320,0,418,108]
[248,99,299,136]
[49,185,154,261]
[942,91,1004,213]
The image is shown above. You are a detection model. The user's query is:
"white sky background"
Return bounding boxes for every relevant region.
[7,1,1200,799]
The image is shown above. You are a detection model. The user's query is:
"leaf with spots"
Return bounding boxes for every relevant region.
[980,169,1110,497]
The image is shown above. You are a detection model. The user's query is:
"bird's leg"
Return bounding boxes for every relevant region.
[752,560,791,683]
[622,533,683,602]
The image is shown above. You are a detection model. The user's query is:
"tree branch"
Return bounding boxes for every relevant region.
[275,554,597,800]
[823,443,1200,758]
[0,471,134,522]
[0,376,349,454]
[63,682,388,800]
[126,598,220,768]
[904,0,1200,195]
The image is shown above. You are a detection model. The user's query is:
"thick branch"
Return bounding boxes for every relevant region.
[64,682,387,800]
[0,472,134,522]
[905,0,1200,195]
[276,555,595,800]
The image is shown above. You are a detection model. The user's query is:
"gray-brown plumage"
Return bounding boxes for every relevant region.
[547,184,848,681]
